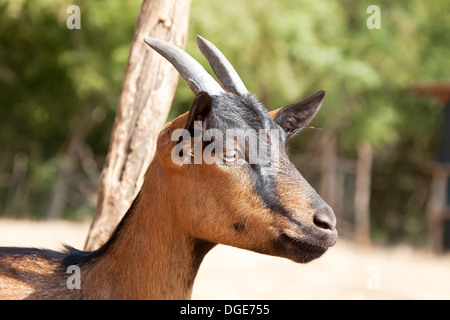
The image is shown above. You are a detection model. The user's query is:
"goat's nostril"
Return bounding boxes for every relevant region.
[313,207,336,231]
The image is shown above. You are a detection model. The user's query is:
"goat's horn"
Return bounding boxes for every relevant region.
[196,35,248,96]
[143,37,224,96]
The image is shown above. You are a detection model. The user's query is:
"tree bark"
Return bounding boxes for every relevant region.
[354,142,373,246]
[426,164,448,252]
[84,0,192,250]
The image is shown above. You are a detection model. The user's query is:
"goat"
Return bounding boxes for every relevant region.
[0,36,337,299]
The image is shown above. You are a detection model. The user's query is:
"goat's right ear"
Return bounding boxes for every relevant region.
[185,91,213,134]
[269,90,325,139]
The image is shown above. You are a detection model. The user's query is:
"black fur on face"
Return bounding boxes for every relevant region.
[186,92,292,219]
[187,92,286,147]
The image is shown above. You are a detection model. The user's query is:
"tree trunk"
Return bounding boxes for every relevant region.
[426,164,448,252]
[84,0,192,251]
[354,142,373,246]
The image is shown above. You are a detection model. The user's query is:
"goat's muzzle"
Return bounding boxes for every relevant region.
[276,203,338,264]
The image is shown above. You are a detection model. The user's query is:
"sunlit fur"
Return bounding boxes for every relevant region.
[0,90,336,299]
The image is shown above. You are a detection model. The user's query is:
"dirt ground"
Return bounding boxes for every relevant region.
[0,219,449,300]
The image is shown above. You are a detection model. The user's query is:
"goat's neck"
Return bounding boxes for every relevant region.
[84,158,213,299]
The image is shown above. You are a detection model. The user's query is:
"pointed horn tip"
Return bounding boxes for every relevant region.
[196,34,207,44]
[196,35,211,50]
[143,37,177,49]
[143,37,159,50]
[143,37,163,48]
[143,36,154,45]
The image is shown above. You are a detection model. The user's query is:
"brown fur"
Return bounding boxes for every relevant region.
[0,104,337,299]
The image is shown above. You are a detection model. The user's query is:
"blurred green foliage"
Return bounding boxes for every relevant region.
[0,0,448,244]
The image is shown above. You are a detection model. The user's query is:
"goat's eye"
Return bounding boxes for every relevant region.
[222,149,239,163]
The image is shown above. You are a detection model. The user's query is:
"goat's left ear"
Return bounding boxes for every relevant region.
[269,90,325,139]
[185,91,213,134]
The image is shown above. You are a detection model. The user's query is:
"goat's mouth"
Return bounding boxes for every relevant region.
[277,233,329,263]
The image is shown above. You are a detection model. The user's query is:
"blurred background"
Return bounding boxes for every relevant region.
[0,0,449,257]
